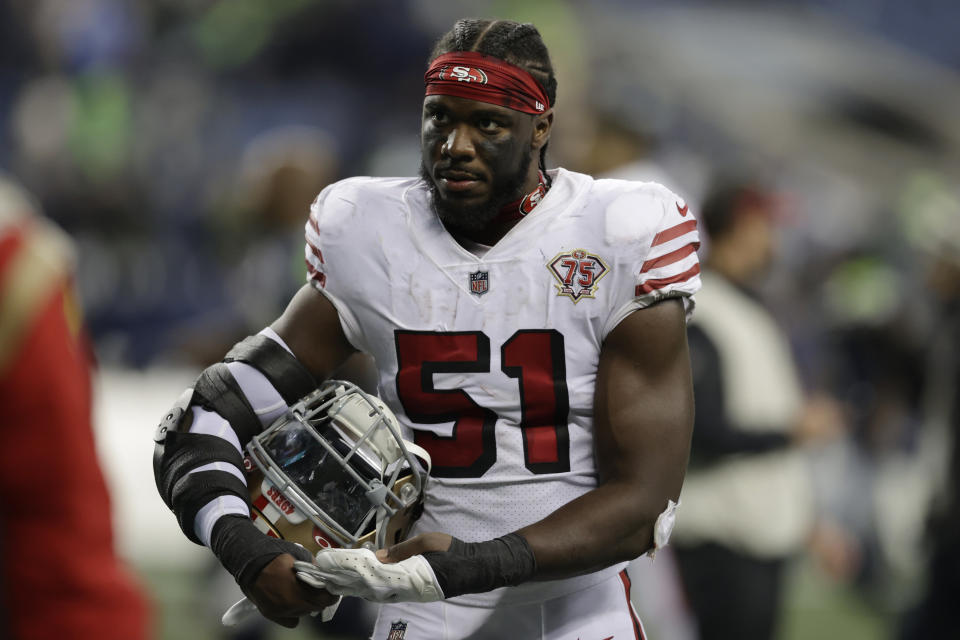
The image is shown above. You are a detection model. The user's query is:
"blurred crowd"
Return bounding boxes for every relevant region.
[0,0,444,366]
[1,1,958,638]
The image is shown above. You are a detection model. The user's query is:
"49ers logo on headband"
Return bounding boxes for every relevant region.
[440,65,488,84]
[425,51,549,115]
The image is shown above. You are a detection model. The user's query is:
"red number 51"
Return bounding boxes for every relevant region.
[395,330,570,478]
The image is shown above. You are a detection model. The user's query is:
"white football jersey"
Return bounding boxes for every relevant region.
[304,168,700,601]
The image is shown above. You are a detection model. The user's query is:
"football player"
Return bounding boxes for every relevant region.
[154,18,701,639]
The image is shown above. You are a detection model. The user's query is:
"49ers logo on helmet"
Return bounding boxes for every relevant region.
[439,65,488,84]
[312,526,338,549]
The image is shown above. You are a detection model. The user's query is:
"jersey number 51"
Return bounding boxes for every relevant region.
[395,330,570,478]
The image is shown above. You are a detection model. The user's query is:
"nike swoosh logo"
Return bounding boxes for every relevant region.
[676,202,689,216]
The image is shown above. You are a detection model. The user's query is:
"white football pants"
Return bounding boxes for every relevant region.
[371,569,646,640]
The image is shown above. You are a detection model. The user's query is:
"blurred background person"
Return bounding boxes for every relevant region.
[0,175,151,640]
[669,179,851,640]
[897,173,960,639]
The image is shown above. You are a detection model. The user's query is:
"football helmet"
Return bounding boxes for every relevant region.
[242,380,430,553]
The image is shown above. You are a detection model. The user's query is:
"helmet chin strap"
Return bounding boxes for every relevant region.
[403,440,433,475]
[372,439,432,549]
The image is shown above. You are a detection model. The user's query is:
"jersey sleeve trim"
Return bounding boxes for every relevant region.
[636,262,702,296]
[652,220,698,246]
[304,237,327,289]
[306,238,324,266]
[639,242,700,275]
[307,212,320,236]
[601,185,701,339]
[631,197,701,309]
[601,290,697,341]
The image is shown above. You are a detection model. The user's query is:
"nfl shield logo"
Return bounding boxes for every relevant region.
[469,270,489,296]
[388,620,408,640]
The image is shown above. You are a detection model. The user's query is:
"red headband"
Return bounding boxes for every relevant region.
[424,51,550,115]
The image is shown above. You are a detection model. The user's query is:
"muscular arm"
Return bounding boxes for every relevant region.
[271,284,357,379]
[518,297,694,577]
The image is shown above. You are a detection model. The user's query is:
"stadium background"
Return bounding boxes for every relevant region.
[2,0,958,638]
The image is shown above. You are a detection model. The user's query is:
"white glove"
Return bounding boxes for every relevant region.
[292,548,444,603]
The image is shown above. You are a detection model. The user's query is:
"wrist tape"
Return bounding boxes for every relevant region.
[422,532,537,599]
[210,514,312,591]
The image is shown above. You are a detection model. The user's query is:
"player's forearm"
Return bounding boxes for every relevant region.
[520,298,692,578]
[517,477,672,580]
[399,478,673,598]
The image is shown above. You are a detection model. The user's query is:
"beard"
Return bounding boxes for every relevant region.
[420,147,532,235]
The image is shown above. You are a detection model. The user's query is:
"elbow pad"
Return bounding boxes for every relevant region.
[153,389,249,544]
[153,332,319,544]
[223,333,317,405]
[189,333,320,448]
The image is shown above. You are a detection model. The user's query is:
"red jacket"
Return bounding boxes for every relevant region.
[0,207,150,640]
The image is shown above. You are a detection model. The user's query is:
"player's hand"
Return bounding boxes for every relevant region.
[376,532,453,564]
[293,547,445,603]
[245,553,339,628]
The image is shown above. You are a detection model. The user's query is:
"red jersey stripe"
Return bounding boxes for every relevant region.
[619,569,645,640]
[307,214,320,236]
[635,263,701,296]
[652,220,697,247]
[639,242,700,274]
[306,239,324,264]
[306,262,327,288]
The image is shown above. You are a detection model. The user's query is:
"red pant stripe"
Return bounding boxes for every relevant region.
[619,569,645,640]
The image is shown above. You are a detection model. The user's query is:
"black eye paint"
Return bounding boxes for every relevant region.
[420,95,537,238]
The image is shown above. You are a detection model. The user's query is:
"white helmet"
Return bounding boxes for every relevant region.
[242,380,430,552]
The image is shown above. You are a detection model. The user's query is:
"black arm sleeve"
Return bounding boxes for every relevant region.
[211,515,312,591]
[688,325,790,464]
[153,334,316,546]
[422,533,537,598]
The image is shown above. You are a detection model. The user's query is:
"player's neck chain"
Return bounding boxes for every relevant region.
[493,170,548,225]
